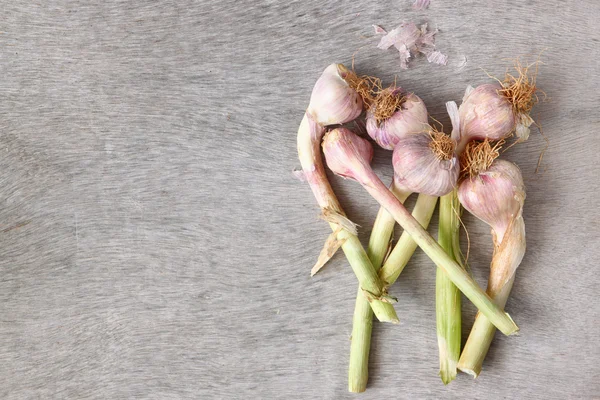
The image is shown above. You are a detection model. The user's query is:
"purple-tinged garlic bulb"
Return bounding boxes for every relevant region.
[456,84,516,152]
[307,64,363,126]
[458,158,525,245]
[392,130,459,197]
[366,89,429,150]
[456,61,540,153]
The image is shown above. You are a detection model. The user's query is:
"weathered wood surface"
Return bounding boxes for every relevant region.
[0,1,598,398]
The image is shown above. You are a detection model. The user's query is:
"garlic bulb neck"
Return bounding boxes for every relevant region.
[322,127,373,184]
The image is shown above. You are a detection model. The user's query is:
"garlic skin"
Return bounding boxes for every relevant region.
[457,159,525,243]
[366,92,429,150]
[458,84,516,151]
[392,133,459,197]
[307,64,363,126]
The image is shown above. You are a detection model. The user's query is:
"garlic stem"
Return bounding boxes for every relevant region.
[436,189,462,384]
[367,183,411,270]
[350,193,437,392]
[348,183,410,393]
[457,276,515,377]
[348,285,373,393]
[297,114,398,323]
[378,193,438,285]
[357,167,518,335]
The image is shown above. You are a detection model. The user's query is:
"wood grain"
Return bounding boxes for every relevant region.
[0,0,598,398]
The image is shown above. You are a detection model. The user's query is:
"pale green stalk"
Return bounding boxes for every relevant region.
[366,185,411,270]
[357,167,518,335]
[378,194,438,286]
[458,277,515,377]
[297,114,398,323]
[436,189,462,384]
[348,183,409,393]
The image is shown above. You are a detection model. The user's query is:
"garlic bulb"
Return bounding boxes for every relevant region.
[457,61,540,152]
[456,84,516,152]
[321,127,373,183]
[366,91,428,150]
[458,159,525,244]
[392,131,459,196]
[307,64,363,126]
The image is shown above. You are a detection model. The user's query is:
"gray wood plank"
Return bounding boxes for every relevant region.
[0,0,598,398]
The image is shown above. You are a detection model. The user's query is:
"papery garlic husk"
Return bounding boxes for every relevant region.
[307,64,363,126]
[322,127,373,183]
[366,91,429,150]
[457,84,516,152]
[392,132,459,197]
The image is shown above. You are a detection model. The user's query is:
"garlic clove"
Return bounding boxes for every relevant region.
[366,92,429,150]
[307,64,363,126]
[322,127,373,184]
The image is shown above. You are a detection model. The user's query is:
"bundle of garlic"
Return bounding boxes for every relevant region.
[295,59,541,391]
[320,126,516,333]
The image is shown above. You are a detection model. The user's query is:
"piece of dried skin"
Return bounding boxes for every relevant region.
[361,288,398,304]
[320,207,358,236]
[373,24,387,35]
[377,22,421,51]
[292,169,306,182]
[412,0,430,10]
[376,22,447,69]
[311,229,346,276]
[427,50,448,66]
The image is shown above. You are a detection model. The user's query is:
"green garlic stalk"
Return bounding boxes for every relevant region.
[436,189,463,384]
[322,127,519,336]
[349,86,431,392]
[377,194,438,286]
[348,183,410,392]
